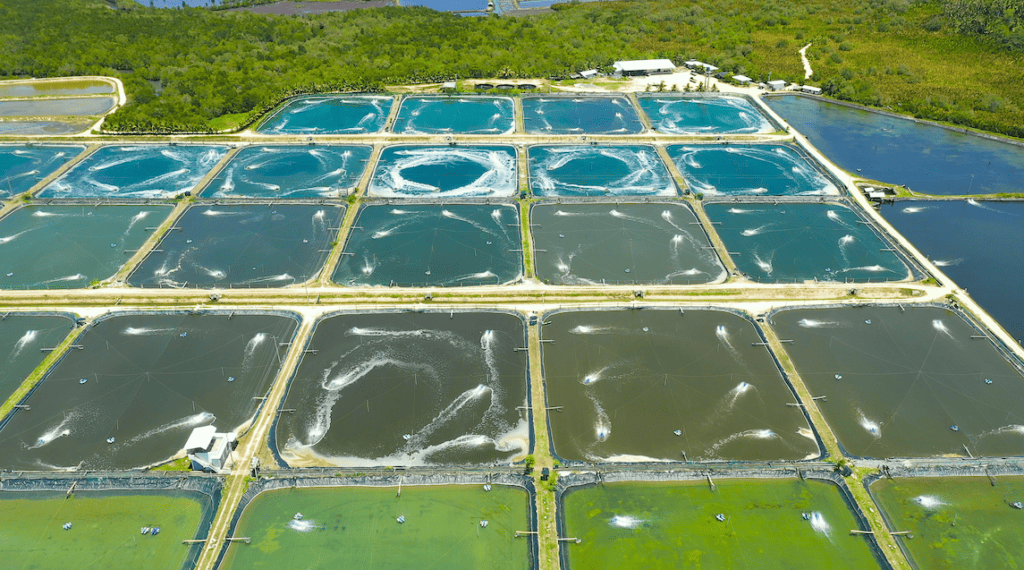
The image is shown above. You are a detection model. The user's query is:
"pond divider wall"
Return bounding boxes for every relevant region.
[0,472,223,570]
[538,305,827,467]
[0,308,303,444]
[213,471,538,570]
[556,468,892,570]
[266,308,534,468]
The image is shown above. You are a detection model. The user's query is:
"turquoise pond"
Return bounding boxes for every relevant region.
[637,95,776,135]
[704,202,910,283]
[765,96,1024,196]
[128,204,344,288]
[0,205,171,289]
[528,145,676,197]
[522,96,644,135]
[531,203,725,285]
[392,96,515,134]
[668,144,839,196]
[201,145,372,198]
[0,145,85,198]
[40,145,227,199]
[368,145,517,198]
[257,95,393,135]
[881,200,1024,342]
[1,314,74,405]
[333,204,523,287]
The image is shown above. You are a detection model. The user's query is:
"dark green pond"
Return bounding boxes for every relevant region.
[531,203,725,285]
[704,202,910,283]
[772,306,1024,458]
[542,309,819,463]
[333,204,522,287]
[128,204,344,288]
[1,314,75,405]
[274,311,529,467]
[0,312,298,470]
[0,205,172,289]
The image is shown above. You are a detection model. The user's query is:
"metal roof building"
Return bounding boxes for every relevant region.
[612,59,676,76]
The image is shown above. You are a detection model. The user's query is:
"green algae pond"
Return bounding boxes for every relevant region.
[219,484,532,570]
[871,476,1024,570]
[772,305,1024,458]
[542,309,819,463]
[561,478,886,570]
[0,314,75,405]
[0,488,212,570]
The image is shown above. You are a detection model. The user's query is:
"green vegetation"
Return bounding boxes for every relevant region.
[0,0,1020,138]
[152,456,192,471]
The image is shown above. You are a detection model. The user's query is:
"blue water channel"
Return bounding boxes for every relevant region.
[0,145,84,198]
[202,145,371,198]
[881,200,1024,342]
[522,96,644,135]
[257,95,393,135]
[638,94,776,135]
[528,145,676,197]
[705,202,911,283]
[668,144,839,196]
[39,145,227,199]
[392,96,514,134]
[368,145,517,197]
[765,96,1024,196]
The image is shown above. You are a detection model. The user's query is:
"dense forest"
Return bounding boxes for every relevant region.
[0,0,1020,137]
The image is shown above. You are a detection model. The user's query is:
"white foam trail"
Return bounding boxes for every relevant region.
[242,333,268,369]
[704,429,777,457]
[123,327,175,336]
[932,259,962,267]
[243,273,294,284]
[582,366,613,386]
[38,274,86,285]
[0,229,33,245]
[569,325,609,335]
[127,412,215,445]
[202,209,237,217]
[857,410,881,438]
[456,271,497,281]
[31,211,64,217]
[826,210,841,222]
[371,147,516,198]
[441,209,494,235]
[841,265,892,273]
[980,425,1024,438]
[727,208,754,214]
[11,330,39,359]
[125,211,149,233]
[913,495,945,509]
[610,515,645,529]
[29,414,78,449]
[405,385,492,447]
[753,254,773,275]
[742,226,766,237]
[288,519,316,532]
[838,235,855,246]
[809,512,832,540]
[588,393,611,443]
[932,319,958,343]
[902,206,929,214]
[798,319,840,328]
[716,325,746,364]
